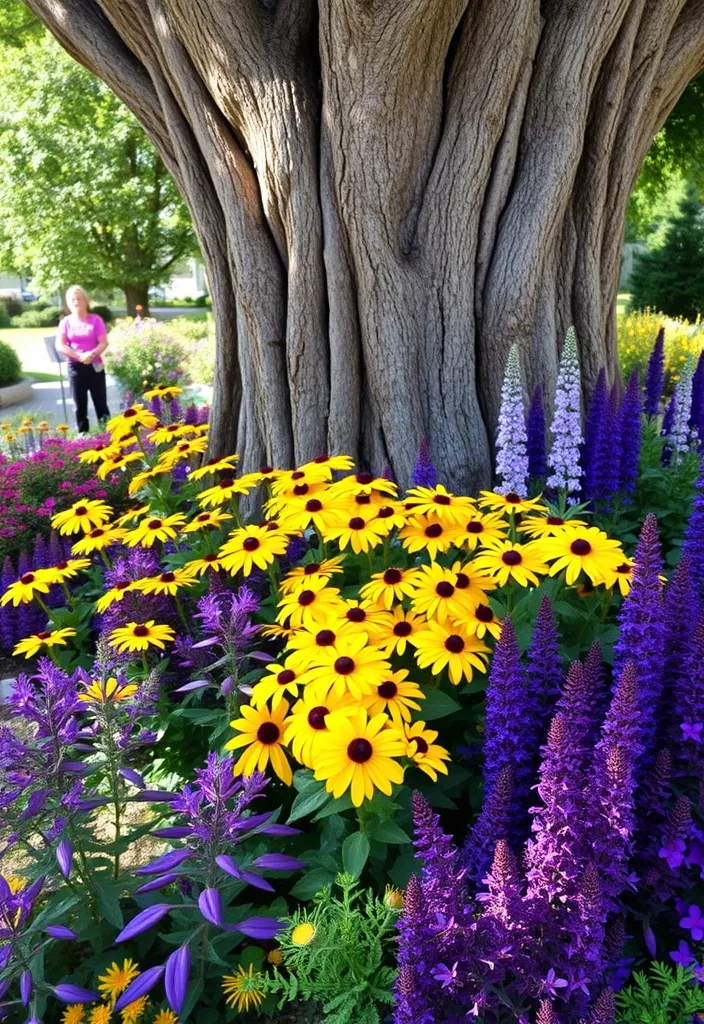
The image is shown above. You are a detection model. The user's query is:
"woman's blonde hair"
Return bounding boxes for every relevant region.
[65,285,90,311]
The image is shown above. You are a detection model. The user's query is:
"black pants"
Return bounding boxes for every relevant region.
[68,363,111,433]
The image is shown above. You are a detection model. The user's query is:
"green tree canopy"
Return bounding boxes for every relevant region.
[0,13,198,313]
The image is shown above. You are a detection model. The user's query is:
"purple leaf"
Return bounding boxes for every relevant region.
[115,904,173,943]
[174,679,212,692]
[45,924,77,940]
[20,970,32,1006]
[198,888,222,926]
[135,873,183,894]
[135,849,194,876]
[151,827,191,840]
[56,838,73,880]
[252,853,305,871]
[165,944,190,1015]
[53,984,99,1003]
[133,790,177,803]
[113,965,165,1013]
[230,916,283,939]
[119,767,146,789]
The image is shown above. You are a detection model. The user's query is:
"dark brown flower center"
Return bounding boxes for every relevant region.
[304,563,320,575]
[347,607,366,622]
[21,573,35,584]
[278,669,296,685]
[347,737,373,763]
[454,572,470,589]
[377,506,394,519]
[378,681,398,699]
[89,529,105,538]
[435,581,455,598]
[502,550,522,565]
[547,516,565,526]
[242,537,260,551]
[349,517,366,530]
[444,634,465,653]
[616,562,631,575]
[37,631,51,640]
[355,494,371,505]
[133,625,149,637]
[257,722,280,744]
[124,408,137,419]
[475,604,494,622]
[291,470,305,480]
[74,506,88,516]
[433,494,451,506]
[203,554,219,563]
[307,706,328,729]
[570,539,592,556]
[260,464,274,474]
[117,581,131,591]
[148,519,163,530]
[160,572,176,583]
[467,520,484,534]
[196,513,211,521]
[357,473,373,485]
[334,656,355,675]
[219,478,235,489]
[298,589,316,606]
[55,562,69,570]
[384,568,402,585]
[505,492,521,504]
[425,523,442,538]
[313,455,329,464]
[293,483,309,496]
[306,499,323,512]
[315,629,335,646]
[394,621,412,637]
[412,736,429,754]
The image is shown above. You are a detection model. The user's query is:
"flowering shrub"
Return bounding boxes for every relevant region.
[618,308,704,393]
[106,316,215,396]
[0,344,701,1023]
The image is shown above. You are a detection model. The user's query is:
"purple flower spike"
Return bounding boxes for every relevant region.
[115,903,173,943]
[56,838,73,880]
[252,853,305,871]
[119,767,146,789]
[411,438,437,489]
[645,326,665,416]
[165,944,191,1015]
[53,984,99,1003]
[231,915,283,939]
[20,970,32,1006]
[113,965,165,1013]
[135,873,183,894]
[198,888,223,926]
[45,924,77,940]
[135,848,194,876]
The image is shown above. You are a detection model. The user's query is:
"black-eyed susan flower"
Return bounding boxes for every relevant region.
[158,436,209,466]
[479,490,545,514]
[327,471,397,499]
[107,405,159,439]
[276,493,348,533]
[78,442,122,464]
[373,607,425,656]
[472,539,549,587]
[304,633,391,700]
[517,513,587,539]
[251,657,306,709]
[51,499,114,536]
[448,559,498,606]
[197,475,257,508]
[226,700,292,784]
[333,599,390,644]
[187,454,239,481]
[123,513,187,548]
[404,483,475,525]
[79,677,138,704]
[321,510,392,554]
[601,557,634,596]
[219,523,290,576]
[114,503,150,527]
[368,500,408,530]
[13,627,76,659]
[284,686,355,768]
[409,562,478,624]
[97,957,140,1005]
[127,465,171,495]
[458,599,503,640]
[182,509,233,533]
[362,669,424,724]
[143,385,183,400]
[276,580,346,630]
[183,552,226,576]
[222,964,266,1013]
[133,569,196,596]
[42,558,91,585]
[109,621,175,653]
[96,580,135,613]
[0,570,51,607]
[298,454,354,474]
[96,450,143,481]
[279,556,345,595]
[313,707,406,806]
[146,421,190,445]
[454,509,508,550]
[399,514,461,559]
[359,567,418,609]
[412,620,490,685]
[402,720,451,781]
[284,622,357,670]
[71,525,127,556]
[539,526,624,585]
[270,464,336,499]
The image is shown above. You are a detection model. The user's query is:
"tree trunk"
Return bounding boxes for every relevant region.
[123,282,151,318]
[27,0,704,491]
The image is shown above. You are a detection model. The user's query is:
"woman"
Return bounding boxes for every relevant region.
[55,285,111,434]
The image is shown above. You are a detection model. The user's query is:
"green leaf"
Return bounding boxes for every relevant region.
[367,819,410,844]
[420,687,461,721]
[93,878,124,930]
[313,792,354,820]
[342,831,370,877]
[290,867,336,900]
[288,779,330,823]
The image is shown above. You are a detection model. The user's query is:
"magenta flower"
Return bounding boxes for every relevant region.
[680,905,704,941]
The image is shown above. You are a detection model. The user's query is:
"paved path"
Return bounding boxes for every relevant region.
[13,375,124,427]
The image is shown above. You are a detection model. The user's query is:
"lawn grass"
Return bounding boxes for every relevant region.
[26,371,61,383]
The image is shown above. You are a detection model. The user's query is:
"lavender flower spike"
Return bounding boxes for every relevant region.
[496,345,529,497]
[644,326,665,417]
[547,326,583,501]
[668,362,695,460]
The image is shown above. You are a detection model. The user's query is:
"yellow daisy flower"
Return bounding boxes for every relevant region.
[270,464,336,498]
[411,620,490,685]
[182,553,226,576]
[601,557,634,596]
[222,964,266,1013]
[333,600,390,644]
[404,483,475,525]
[313,708,406,807]
[128,466,171,496]
[226,700,293,785]
[219,523,290,576]
[279,557,346,595]
[284,686,355,768]
[107,405,159,439]
[187,454,239,481]
[182,509,233,533]
[478,490,545,514]
[327,471,397,499]
[453,509,509,550]
[197,475,257,508]
[98,957,140,1005]
[303,633,391,701]
[358,567,418,609]
[284,621,358,670]
[373,607,425,656]
[143,385,183,399]
[402,720,451,781]
[517,514,587,539]
[158,436,209,466]
[61,1007,86,1024]
[41,558,92,585]
[321,511,392,554]
[539,526,624,585]
[408,562,478,624]
[456,600,503,639]
[367,500,408,530]
[276,580,346,630]
[362,669,424,724]
[121,995,149,1023]
[297,454,355,474]
[472,539,549,587]
[96,451,143,480]
[0,570,52,607]
[79,677,139,704]
[109,621,176,653]
[51,499,114,536]
[251,657,306,709]
[276,493,348,533]
[147,422,190,446]
[71,525,127,555]
[13,627,76,659]
[78,441,122,464]
[96,580,136,613]
[123,513,187,547]
[133,569,196,596]
[399,514,461,559]
[114,503,150,527]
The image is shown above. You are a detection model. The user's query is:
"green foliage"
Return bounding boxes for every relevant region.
[0,0,43,48]
[618,308,704,395]
[630,186,704,321]
[0,338,22,386]
[265,874,399,1024]
[90,304,114,324]
[616,963,704,1024]
[0,28,198,301]
[0,305,10,330]
[106,315,215,393]
[10,305,62,328]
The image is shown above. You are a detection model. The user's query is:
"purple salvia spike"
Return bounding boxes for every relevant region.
[480,838,523,927]
[113,965,165,1013]
[463,764,515,886]
[527,596,563,741]
[644,796,692,903]
[482,617,532,799]
[583,368,608,500]
[165,943,190,1015]
[0,555,17,650]
[594,663,642,769]
[671,616,704,777]
[644,326,665,417]
[526,384,547,480]
[602,385,623,502]
[547,327,583,501]
[572,863,608,997]
[619,369,642,495]
[661,391,675,440]
[588,745,637,908]
[410,438,437,489]
[691,349,704,441]
[683,463,704,597]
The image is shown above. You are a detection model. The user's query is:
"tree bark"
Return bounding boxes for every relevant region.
[123,283,151,318]
[26,0,704,490]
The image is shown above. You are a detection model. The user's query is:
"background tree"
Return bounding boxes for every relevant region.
[0,23,198,316]
[23,0,704,488]
[629,186,704,320]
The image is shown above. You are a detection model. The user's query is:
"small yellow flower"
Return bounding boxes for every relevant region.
[56,423,70,434]
[107,404,158,439]
[152,1011,178,1024]
[79,677,138,704]
[402,720,451,781]
[61,1007,85,1024]
[143,385,183,399]
[182,553,225,576]
[219,523,290,576]
[121,995,149,1023]
[89,1005,112,1024]
[182,509,233,533]
[96,581,136,613]
[226,700,293,785]
[187,454,239,481]
[266,947,283,966]
[133,569,196,597]
[98,957,140,1005]
[123,513,187,547]
[384,886,404,910]
[222,964,266,1013]
[13,627,76,659]
[291,920,317,946]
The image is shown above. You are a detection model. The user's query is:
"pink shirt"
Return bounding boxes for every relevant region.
[57,314,107,366]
